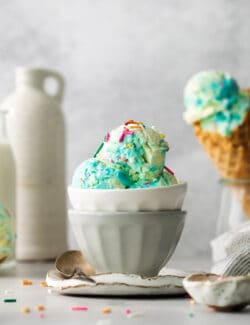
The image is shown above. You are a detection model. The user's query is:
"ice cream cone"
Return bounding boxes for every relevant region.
[193,90,250,218]
[193,109,250,179]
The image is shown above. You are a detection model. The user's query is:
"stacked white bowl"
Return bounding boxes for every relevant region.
[68,182,187,276]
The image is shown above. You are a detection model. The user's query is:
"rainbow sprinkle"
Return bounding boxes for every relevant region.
[21,307,30,314]
[101,307,112,314]
[164,166,174,175]
[105,132,110,142]
[119,129,134,143]
[40,281,47,287]
[93,142,104,158]
[20,280,33,286]
[3,298,16,303]
[130,125,142,129]
[124,119,143,125]
[72,306,88,311]
[125,309,131,315]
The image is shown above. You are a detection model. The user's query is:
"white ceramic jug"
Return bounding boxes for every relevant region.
[1,68,67,260]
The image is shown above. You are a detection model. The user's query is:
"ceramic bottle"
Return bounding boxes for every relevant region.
[1,68,67,260]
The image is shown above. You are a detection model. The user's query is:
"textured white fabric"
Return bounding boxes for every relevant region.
[211,222,250,262]
[211,222,250,275]
[212,249,250,276]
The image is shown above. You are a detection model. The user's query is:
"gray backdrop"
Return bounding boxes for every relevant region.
[0,0,248,258]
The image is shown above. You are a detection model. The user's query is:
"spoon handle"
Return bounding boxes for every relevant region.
[73,267,96,283]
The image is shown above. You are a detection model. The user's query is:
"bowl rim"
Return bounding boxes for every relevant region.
[68,181,187,193]
[184,273,250,286]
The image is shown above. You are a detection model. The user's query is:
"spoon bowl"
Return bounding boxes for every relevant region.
[55,250,96,282]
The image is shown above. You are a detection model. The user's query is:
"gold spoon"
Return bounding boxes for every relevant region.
[55,250,96,283]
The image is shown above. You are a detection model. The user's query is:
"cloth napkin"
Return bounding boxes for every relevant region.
[211,221,250,276]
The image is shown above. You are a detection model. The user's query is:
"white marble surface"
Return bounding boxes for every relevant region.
[1,0,250,257]
[0,258,250,325]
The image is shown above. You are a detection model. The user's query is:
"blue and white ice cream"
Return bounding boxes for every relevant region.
[72,120,177,189]
[184,70,250,136]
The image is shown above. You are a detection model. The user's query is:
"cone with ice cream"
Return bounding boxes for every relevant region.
[183,70,250,218]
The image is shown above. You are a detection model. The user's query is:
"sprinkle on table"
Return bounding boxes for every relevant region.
[20,279,33,286]
[40,281,48,287]
[188,312,194,318]
[72,306,88,311]
[189,299,196,305]
[36,305,45,311]
[101,307,112,314]
[125,308,131,315]
[38,313,45,319]
[3,298,16,303]
[21,307,31,313]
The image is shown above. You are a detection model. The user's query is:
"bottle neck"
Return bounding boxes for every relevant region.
[15,67,64,103]
[0,111,7,142]
[16,68,44,90]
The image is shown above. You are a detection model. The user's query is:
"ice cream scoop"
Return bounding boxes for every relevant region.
[72,159,131,189]
[72,120,177,189]
[184,70,250,136]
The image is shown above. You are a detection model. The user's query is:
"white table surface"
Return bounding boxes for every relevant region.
[0,257,249,325]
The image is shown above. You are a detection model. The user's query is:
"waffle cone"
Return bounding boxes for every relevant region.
[193,91,250,218]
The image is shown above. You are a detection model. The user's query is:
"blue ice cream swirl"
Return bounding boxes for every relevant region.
[183,70,250,136]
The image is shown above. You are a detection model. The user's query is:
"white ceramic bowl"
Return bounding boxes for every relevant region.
[68,182,187,212]
[183,273,250,310]
[68,210,186,276]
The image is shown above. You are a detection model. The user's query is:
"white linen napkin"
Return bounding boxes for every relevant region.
[211,221,250,275]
